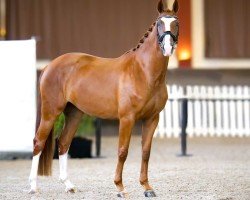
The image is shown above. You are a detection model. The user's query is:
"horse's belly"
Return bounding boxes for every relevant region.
[68,86,118,119]
[80,101,118,119]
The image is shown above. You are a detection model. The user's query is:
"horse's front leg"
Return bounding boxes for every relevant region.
[114,115,135,198]
[140,114,159,197]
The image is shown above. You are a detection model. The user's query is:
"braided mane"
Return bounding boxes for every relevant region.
[126,21,157,54]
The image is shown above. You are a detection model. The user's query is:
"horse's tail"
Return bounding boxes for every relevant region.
[36,68,55,176]
[35,70,43,133]
[38,127,54,176]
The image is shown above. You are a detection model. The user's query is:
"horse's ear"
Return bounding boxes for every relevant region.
[173,0,179,13]
[158,0,178,13]
[157,0,164,13]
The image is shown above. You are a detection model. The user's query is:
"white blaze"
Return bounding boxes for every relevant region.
[160,17,176,56]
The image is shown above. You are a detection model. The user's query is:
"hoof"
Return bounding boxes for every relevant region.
[28,188,39,194]
[144,190,156,197]
[65,187,77,193]
[117,190,127,198]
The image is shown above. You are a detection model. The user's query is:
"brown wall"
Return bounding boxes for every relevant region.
[205,0,250,58]
[7,0,159,59]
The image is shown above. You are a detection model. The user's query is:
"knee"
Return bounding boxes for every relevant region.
[142,150,150,161]
[118,147,128,161]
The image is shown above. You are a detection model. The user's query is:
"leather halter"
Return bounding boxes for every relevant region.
[157,16,179,55]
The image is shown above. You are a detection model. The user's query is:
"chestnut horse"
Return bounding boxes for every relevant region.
[28,0,179,197]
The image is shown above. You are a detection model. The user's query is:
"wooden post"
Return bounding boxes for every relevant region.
[95,118,102,157]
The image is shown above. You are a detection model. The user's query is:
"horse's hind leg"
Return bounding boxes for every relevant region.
[58,103,83,193]
[29,89,67,194]
[140,114,159,197]
[29,112,60,193]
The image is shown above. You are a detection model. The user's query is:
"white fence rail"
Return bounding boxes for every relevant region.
[155,85,250,138]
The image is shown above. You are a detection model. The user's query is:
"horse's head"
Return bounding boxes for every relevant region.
[157,0,179,57]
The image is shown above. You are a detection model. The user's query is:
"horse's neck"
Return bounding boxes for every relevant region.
[135,27,169,84]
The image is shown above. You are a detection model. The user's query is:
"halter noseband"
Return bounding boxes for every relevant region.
[157,16,179,55]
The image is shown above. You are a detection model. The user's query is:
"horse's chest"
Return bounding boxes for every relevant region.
[138,86,168,118]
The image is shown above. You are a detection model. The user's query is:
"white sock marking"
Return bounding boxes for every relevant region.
[29,152,41,191]
[59,151,75,192]
[59,152,68,181]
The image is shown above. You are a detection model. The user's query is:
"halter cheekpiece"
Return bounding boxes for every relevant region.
[157,15,179,55]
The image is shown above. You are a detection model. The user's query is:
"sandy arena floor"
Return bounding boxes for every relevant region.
[0,136,250,200]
